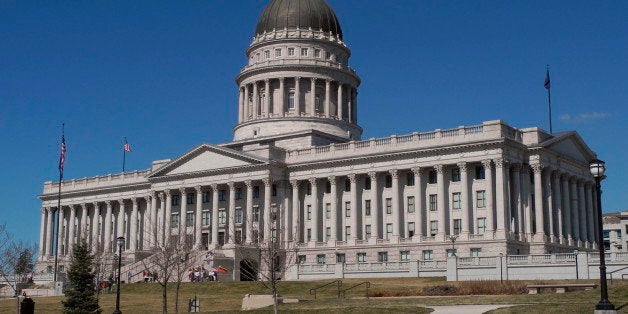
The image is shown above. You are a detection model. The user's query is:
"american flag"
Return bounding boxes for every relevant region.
[544,69,551,90]
[124,140,132,152]
[58,135,66,172]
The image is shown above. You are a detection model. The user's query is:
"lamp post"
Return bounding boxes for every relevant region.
[448,235,458,256]
[113,236,124,314]
[590,159,615,312]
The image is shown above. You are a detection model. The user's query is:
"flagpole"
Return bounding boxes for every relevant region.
[122,137,126,172]
[53,123,64,283]
[546,65,553,134]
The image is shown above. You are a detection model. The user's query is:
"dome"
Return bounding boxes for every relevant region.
[255,0,343,40]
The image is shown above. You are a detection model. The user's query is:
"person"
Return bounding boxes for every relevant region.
[127,271,132,283]
[107,274,114,293]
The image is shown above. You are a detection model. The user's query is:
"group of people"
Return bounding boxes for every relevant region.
[188,266,218,282]
[141,270,158,283]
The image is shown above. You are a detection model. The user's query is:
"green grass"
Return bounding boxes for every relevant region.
[1,278,627,313]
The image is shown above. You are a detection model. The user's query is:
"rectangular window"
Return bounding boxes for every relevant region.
[422,250,433,261]
[172,195,180,206]
[452,192,461,210]
[407,196,415,213]
[428,170,437,184]
[264,50,270,59]
[218,209,226,224]
[365,200,371,216]
[301,48,308,57]
[429,194,437,211]
[364,177,371,190]
[306,183,312,195]
[344,179,351,192]
[325,227,331,240]
[386,198,392,214]
[235,208,243,224]
[272,184,277,197]
[378,252,388,262]
[288,92,295,109]
[288,47,295,56]
[307,228,312,241]
[307,205,312,220]
[314,49,321,58]
[336,253,345,263]
[316,254,326,264]
[275,48,282,57]
[235,188,243,200]
[477,217,486,234]
[400,251,410,261]
[202,191,210,203]
[386,223,393,239]
[325,203,331,219]
[408,222,415,237]
[453,219,461,235]
[385,175,392,188]
[201,211,210,226]
[406,172,415,186]
[365,225,372,238]
[171,213,179,227]
[186,212,194,226]
[345,226,351,239]
[252,206,260,222]
[253,186,260,198]
[470,248,482,257]
[357,252,366,263]
[297,255,306,264]
[476,190,486,208]
[475,165,485,179]
[186,193,195,205]
[218,190,226,202]
[451,168,461,182]
[430,220,438,236]
[325,51,331,60]
[345,202,351,217]
[235,230,242,244]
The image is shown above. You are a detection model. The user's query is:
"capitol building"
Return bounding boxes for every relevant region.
[36,0,602,279]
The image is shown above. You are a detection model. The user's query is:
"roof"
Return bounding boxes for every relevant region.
[255,0,343,39]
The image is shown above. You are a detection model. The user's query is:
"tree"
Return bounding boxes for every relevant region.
[62,240,101,314]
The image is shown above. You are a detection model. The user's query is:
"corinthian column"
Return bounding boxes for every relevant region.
[290,180,300,242]
[310,78,317,115]
[164,190,172,246]
[263,179,272,242]
[295,77,301,114]
[390,169,401,239]
[562,175,572,243]
[494,158,509,238]
[309,178,319,243]
[243,84,250,120]
[91,202,100,252]
[369,172,379,241]
[552,172,563,242]
[194,186,203,248]
[46,207,54,256]
[38,208,46,260]
[252,81,259,119]
[245,181,254,244]
[578,181,587,244]
[179,188,187,243]
[117,200,126,249]
[104,201,113,252]
[68,205,76,253]
[264,79,271,116]
[328,176,338,242]
[325,80,331,117]
[130,198,138,251]
[211,184,219,246]
[435,165,446,240]
[227,182,236,245]
[349,174,359,241]
[458,162,470,237]
[412,167,424,238]
[278,78,285,115]
[238,87,244,123]
[532,163,545,241]
[337,83,344,119]
[482,160,494,236]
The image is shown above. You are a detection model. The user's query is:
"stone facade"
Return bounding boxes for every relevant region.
[36,0,602,277]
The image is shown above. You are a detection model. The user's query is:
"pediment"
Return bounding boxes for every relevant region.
[541,132,596,164]
[148,144,268,178]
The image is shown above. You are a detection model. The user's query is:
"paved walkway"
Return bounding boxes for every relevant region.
[428,304,518,314]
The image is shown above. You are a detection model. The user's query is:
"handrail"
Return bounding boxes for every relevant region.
[608,266,628,284]
[309,280,342,299]
[339,281,371,299]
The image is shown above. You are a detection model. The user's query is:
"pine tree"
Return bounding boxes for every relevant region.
[62,240,100,314]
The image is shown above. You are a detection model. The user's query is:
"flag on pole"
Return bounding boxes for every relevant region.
[544,69,551,90]
[58,133,67,172]
[123,140,132,152]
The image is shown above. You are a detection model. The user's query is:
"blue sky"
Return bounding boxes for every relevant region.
[1,0,626,244]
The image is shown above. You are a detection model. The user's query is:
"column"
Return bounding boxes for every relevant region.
[348,87,354,123]
[104,201,113,252]
[91,202,100,252]
[325,80,331,117]
[165,190,172,246]
[238,87,244,123]
[149,194,157,247]
[245,181,254,243]
[117,200,126,248]
[263,179,272,242]
[68,205,76,252]
[243,84,250,120]
[328,176,338,241]
[130,198,138,251]
[552,172,564,241]
[544,170,554,240]
[412,167,424,238]
[46,208,54,256]
[578,181,587,243]
[562,175,572,242]
[310,78,317,115]
[482,160,495,235]
[159,193,167,246]
[368,172,379,240]
[294,77,301,114]
[264,79,271,116]
[278,78,285,115]
[252,81,259,119]
[586,183,595,244]
[227,182,236,245]
[309,178,319,243]
[349,174,359,240]
[179,188,187,243]
[494,158,508,237]
[211,184,219,246]
[570,179,579,244]
[435,165,447,239]
[337,83,344,120]
[143,195,151,249]
[390,169,401,238]
[194,186,203,248]
[511,164,523,235]
[39,208,46,259]
[532,163,545,240]
[290,180,300,242]
[459,162,470,236]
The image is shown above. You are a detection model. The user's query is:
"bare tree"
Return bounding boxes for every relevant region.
[0,225,36,313]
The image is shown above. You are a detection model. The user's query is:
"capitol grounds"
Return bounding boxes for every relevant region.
[2,278,627,313]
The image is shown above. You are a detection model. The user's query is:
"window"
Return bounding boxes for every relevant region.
[288,92,295,109]
[235,188,243,200]
[275,48,282,57]
[272,184,277,197]
[252,206,260,222]
[406,172,415,186]
[423,250,433,261]
[306,228,312,241]
[430,221,438,236]
[202,191,210,203]
[325,203,331,219]
[470,248,482,257]
[451,168,461,182]
[345,179,351,192]
[477,217,486,234]
[325,227,331,240]
[306,182,312,195]
[386,198,392,214]
[345,201,351,217]
[186,212,194,226]
[171,213,179,227]
[452,192,461,210]
[186,193,195,205]
[314,49,321,58]
[386,223,393,239]
[357,252,366,263]
[446,249,457,257]
[325,182,331,194]
[235,208,243,224]
[235,230,242,244]
[202,211,210,226]
[315,96,322,112]
[400,251,410,261]
[428,170,437,184]
[253,186,260,198]
[365,200,371,216]
[172,195,180,206]
[316,254,326,264]
[218,190,226,202]
[218,209,226,224]
[476,191,486,208]
[297,255,306,264]
[288,47,295,56]
[407,196,415,213]
[345,226,351,239]
[364,177,371,190]
[453,219,461,235]
[256,53,260,61]
[325,51,331,60]
[336,253,345,263]
[270,229,277,242]
[378,252,388,262]
[307,205,312,220]
[475,165,485,179]
[408,222,415,237]
[365,225,372,238]
[429,194,437,211]
[385,175,392,188]
[264,50,270,59]
[301,48,308,57]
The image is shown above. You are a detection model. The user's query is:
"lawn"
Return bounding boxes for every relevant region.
[1,278,626,313]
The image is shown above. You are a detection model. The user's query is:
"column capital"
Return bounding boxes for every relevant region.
[434,164,444,174]
[158,192,165,201]
[411,167,422,175]
[264,78,270,83]
[552,170,562,180]
[389,169,399,178]
[179,187,187,195]
[290,179,299,188]
[118,199,125,206]
[511,163,522,172]
[311,77,317,82]
[481,159,492,168]
[105,200,113,207]
[210,183,219,190]
[131,198,138,205]
[279,77,285,83]
[308,177,317,185]
[457,162,468,172]
[368,171,377,180]
[262,178,272,185]
[338,82,344,87]
[348,173,357,183]
[245,180,253,188]
[144,195,151,203]
[227,182,236,190]
[164,189,172,197]
[531,162,544,174]
[325,79,331,84]
[194,185,202,193]
[93,201,99,208]
[327,176,337,185]
[80,203,87,210]
[494,158,508,169]
[295,76,301,81]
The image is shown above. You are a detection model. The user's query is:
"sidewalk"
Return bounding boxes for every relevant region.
[428,304,518,314]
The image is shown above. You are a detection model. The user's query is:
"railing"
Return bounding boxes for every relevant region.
[458,257,496,266]
[299,264,334,273]
[309,280,342,299]
[608,266,628,284]
[418,260,447,269]
[339,281,370,299]
[344,261,410,272]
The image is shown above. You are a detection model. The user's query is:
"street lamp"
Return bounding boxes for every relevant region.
[113,236,125,314]
[448,235,458,256]
[590,159,615,312]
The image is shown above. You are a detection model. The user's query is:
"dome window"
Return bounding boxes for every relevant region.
[325,51,332,60]
[300,48,308,57]
[275,48,282,57]
[314,49,321,58]
[264,50,270,59]
[288,48,295,56]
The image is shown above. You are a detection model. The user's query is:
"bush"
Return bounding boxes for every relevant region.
[367,280,528,297]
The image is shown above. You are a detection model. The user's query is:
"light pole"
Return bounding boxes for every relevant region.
[590,159,615,312]
[113,236,124,314]
[448,235,458,256]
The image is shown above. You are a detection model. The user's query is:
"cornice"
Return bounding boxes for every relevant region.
[38,182,151,201]
[236,64,360,86]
